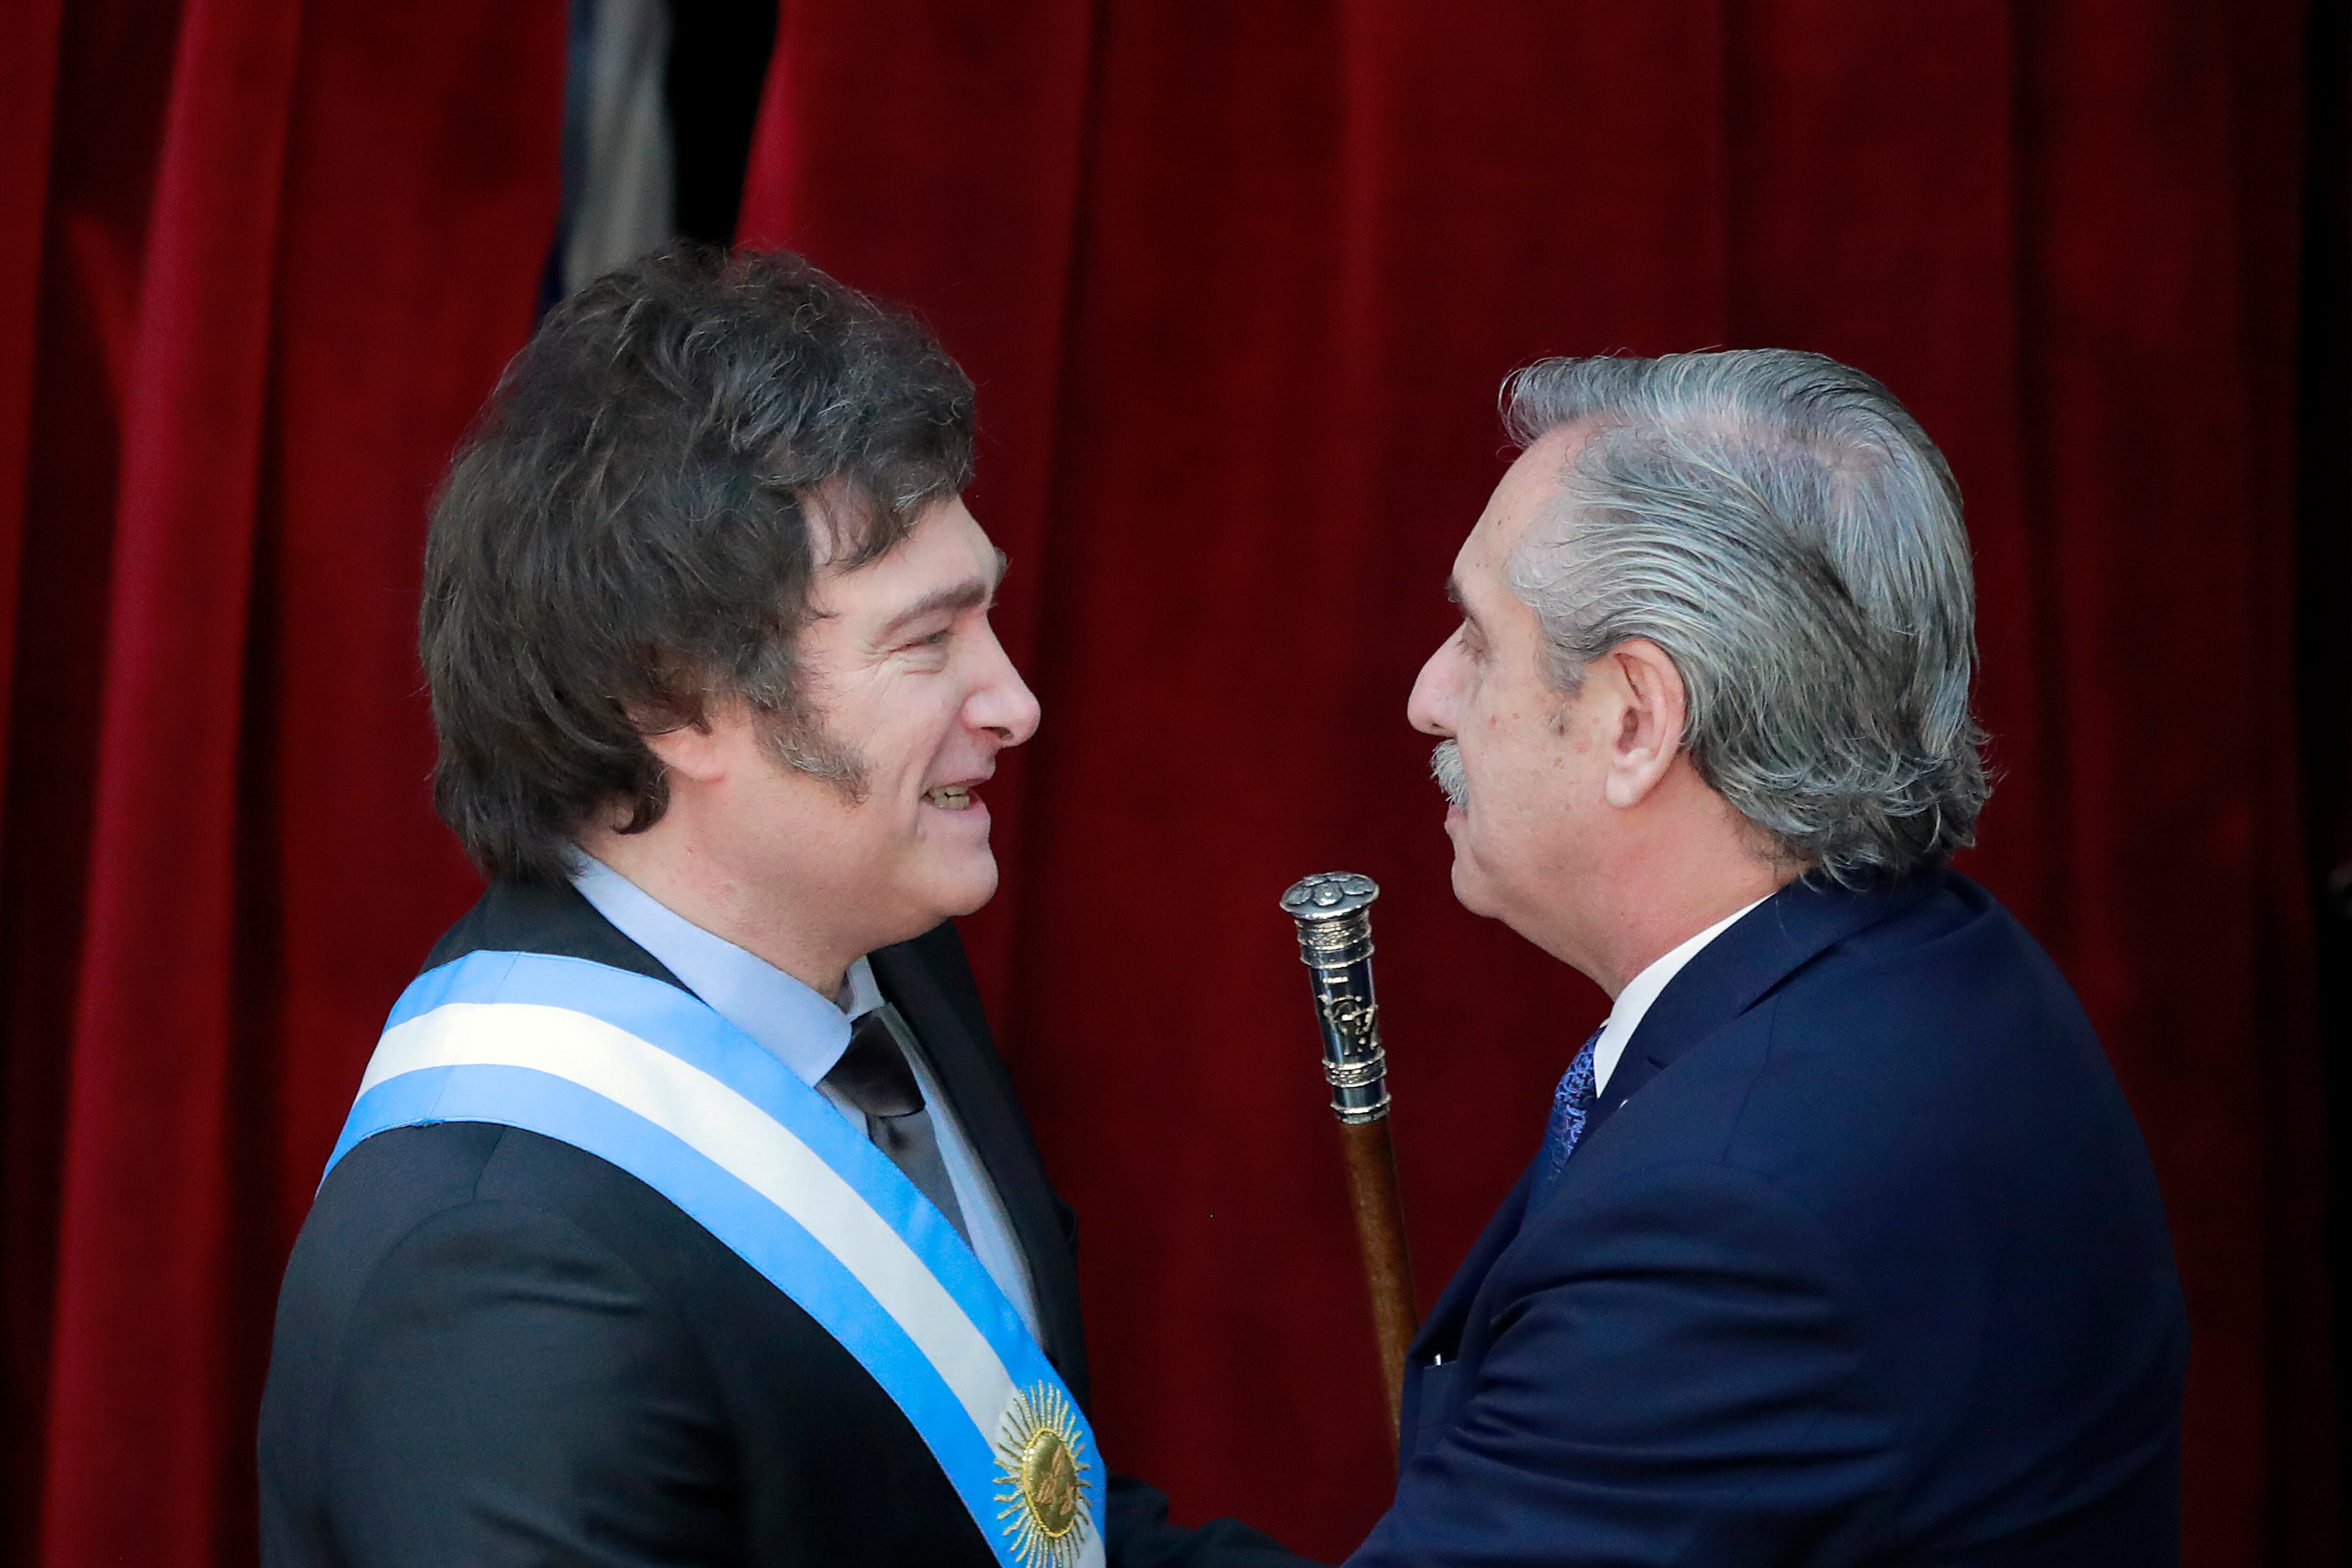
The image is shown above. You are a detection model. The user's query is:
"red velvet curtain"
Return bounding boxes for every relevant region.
[0,3,2330,1568]
[740,3,2329,1565]
[0,2,563,1565]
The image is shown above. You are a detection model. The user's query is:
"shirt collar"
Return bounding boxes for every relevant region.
[840,950,885,1020]
[568,852,875,1087]
[1592,892,1770,1096]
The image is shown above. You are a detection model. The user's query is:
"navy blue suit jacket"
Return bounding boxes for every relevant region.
[1352,870,2187,1567]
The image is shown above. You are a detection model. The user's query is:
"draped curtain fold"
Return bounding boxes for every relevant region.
[0,3,562,1565]
[0,3,2331,1567]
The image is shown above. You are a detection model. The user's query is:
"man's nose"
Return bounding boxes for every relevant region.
[1406,636,1460,737]
[968,624,1041,746]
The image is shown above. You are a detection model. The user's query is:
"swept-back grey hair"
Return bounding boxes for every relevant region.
[1500,349,1989,883]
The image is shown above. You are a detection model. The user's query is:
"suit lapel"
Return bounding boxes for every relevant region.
[869,932,1091,1405]
[1583,872,1946,1141]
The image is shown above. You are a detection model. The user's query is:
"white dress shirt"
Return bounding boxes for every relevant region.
[569,854,1042,1341]
[1592,894,1772,1098]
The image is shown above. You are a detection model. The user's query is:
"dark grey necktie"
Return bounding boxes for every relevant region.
[821,1003,970,1244]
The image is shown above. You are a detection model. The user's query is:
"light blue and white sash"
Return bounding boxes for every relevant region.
[329,949,1102,1568]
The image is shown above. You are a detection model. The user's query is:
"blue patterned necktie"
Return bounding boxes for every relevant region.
[1537,1028,1603,1189]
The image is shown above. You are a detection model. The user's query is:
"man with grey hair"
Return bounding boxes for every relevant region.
[1348,350,2187,1566]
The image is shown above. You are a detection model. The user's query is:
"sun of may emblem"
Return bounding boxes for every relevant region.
[994,1382,1093,1568]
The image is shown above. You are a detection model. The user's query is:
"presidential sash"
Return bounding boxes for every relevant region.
[329,949,1102,1568]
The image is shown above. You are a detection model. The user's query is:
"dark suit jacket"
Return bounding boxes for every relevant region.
[1352,869,2188,1568]
[258,880,1291,1568]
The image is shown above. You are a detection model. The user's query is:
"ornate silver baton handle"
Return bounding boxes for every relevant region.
[1281,872,1390,1121]
[1280,872,1416,1450]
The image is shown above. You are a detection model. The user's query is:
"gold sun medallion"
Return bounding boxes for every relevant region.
[993,1383,1093,1568]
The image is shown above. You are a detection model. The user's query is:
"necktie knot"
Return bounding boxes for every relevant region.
[829,1007,926,1120]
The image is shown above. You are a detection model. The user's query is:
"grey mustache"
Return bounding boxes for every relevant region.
[1431,740,1469,809]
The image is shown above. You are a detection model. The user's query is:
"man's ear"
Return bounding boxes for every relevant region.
[633,703,731,785]
[1601,638,1688,809]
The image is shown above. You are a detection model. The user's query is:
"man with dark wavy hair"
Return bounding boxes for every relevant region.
[256,248,1288,1568]
[1350,350,2187,1566]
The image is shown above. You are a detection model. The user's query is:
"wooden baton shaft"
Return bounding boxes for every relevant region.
[1336,1114,1417,1448]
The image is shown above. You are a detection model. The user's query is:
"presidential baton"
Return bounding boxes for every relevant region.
[1279,872,1417,1446]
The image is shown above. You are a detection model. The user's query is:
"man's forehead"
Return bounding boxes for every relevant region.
[1471,427,1584,566]
[1501,428,1582,514]
[1448,538,1506,619]
[805,500,1002,623]
[809,491,993,571]
[1454,497,1513,595]
[921,535,1007,595]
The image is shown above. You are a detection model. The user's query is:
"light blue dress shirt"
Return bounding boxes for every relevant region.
[569,855,1042,1341]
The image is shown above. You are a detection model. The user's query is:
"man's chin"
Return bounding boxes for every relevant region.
[1447,852,1498,920]
[858,854,1000,951]
[926,852,1001,923]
